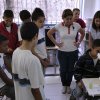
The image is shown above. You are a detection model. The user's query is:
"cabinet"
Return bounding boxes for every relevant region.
[45,46,59,76]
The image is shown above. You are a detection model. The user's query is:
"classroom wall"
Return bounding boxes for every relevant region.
[82,0,100,19]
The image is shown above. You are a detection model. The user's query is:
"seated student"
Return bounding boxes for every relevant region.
[70,39,100,100]
[12,22,45,100]
[0,34,15,100]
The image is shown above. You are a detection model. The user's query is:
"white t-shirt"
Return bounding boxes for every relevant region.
[93,58,98,66]
[12,48,45,100]
[6,26,11,33]
[89,25,100,40]
[54,22,81,52]
[35,28,47,59]
[18,26,47,59]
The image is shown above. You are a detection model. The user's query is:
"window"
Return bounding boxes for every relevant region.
[0,0,79,24]
[0,0,6,21]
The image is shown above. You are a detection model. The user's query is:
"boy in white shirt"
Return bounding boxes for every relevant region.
[12,22,45,100]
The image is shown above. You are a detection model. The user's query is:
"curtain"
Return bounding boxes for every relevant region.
[0,0,79,24]
[0,0,6,21]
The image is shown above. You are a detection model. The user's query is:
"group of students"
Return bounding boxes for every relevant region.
[47,9,100,100]
[0,8,49,100]
[0,7,100,100]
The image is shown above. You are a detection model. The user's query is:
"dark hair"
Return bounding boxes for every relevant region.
[3,10,14,18]
[92,39,100,48]
[73,8,80,12]
[20,22,39,41]
[19,10,31,21]
[32,8,45,21]
[62,9,73,19]
[0,34,8,42]
[92,10,100,30]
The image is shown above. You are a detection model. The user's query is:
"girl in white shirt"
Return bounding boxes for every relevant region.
[89,10,100,49]
[47,9,85,94]
[32,8,49,73]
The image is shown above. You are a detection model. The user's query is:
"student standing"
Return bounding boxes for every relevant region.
[12,22,45,100]
[32,8,49,72]
[89,10,100,49]
[0,10,19,73]
[73,8,86,54]
[0,10,19,54]
[47,9,85,94]
[18,10,31,44]
[73,8,86,31]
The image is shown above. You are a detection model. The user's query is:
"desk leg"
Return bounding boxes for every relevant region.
[46,49,59,76]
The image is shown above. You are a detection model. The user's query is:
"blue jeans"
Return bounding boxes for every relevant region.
[58,50,78,86]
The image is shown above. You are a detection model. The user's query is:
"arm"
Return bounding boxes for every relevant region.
[32,48,49,68]
[28,58,44,100]
[18,25,22,45]
[47,28,63,48]
[88,32,93,49]
[74,56,85,82]
[0,67,13,86]
[74,28,85,47]
[31,88,43,100]
[74,62,84,89]
[78,28,85,43]
[74,59,84,89]
[16,24,20,48]
[32,48,43,61]
[3,55,12,73]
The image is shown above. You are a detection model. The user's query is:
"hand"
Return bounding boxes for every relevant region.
[7,48,13,53]
[77,81,83,89]
[56,42,64,48]
[73,41,80,48]
[41,58,50,68]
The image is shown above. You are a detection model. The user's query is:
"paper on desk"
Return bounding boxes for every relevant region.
[88,84,100,96]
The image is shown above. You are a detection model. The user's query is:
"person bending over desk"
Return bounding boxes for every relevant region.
[70,39,100,100]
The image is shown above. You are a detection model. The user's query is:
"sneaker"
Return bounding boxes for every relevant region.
[62,86,67,94]
[66,86,71,94]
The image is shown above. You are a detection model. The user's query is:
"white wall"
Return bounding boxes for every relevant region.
[95,0,100,12]
[82,0,100,19]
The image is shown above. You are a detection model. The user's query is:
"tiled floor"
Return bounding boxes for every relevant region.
[45,66,59,76]
[44,75,76,100]
[44,43,86,100]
